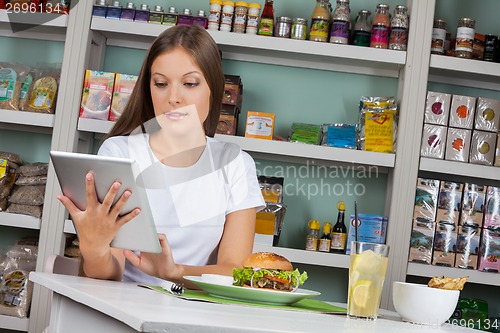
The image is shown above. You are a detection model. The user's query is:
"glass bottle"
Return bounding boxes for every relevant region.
[291,17,308,40]
[389,5,408,51]
[330,201,347,253]
[484,34,498,62]
[246,3,261,34]
[258,0,274,36]
[455,17,475,59]
[162,6,177,26]
[329,0,351,44]
[120,2,136,21]
[309,0,330,42]
[352,9,371,46]
[305,219,320,251]
[177,8,193,26]
[208,0,222,30]
[105,1,121,19]
[233,2,249,34]
[92,0,107,18]
[193,10,208,29]
[319,222,332,253]
[370,3,390,49]
[431,19,447,55]
[220,1,235,32]
[148,5,164,24]
[134,4,150,22]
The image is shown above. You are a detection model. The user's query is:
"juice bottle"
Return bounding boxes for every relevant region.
[258,0,274,36]
[370,4,390,49]
[309,0,330,42]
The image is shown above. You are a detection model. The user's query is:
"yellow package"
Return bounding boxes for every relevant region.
[363,109,398,153]
[245,111,275,140]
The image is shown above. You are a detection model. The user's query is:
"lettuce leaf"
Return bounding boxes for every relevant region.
[232,267,308,287]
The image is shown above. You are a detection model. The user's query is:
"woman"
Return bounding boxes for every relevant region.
[58,25,265,287]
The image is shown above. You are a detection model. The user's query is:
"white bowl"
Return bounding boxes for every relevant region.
[393,281,460,326]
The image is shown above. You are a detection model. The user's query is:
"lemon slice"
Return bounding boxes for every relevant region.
[352,280,371,307]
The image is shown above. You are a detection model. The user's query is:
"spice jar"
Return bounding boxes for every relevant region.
[148,5,164,24]
[370,3,390,49]
[352,9,371,47]
[431,19,447,55]
[246,3,261,34]
[274,16,292,38]
[163,6,177,26]
[220,1,235,32]
[233,2,248,33]
[455,17,475,59]
[389,5,408,51]
[291,17,308,40]
[329,0,351,44]
[208,0,222,30]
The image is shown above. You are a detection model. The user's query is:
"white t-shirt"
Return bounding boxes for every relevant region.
[98,133,265,285]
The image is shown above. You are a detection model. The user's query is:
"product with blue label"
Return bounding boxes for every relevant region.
[346,214,388,254]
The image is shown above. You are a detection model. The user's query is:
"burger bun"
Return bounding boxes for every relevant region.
[243,252,293,271]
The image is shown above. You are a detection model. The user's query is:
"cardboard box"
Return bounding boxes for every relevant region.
[413,178,440,223]
[420,124,447,159]
[469,130,497,166]
[346,214,387,254]
[436,181,463,227]
[424,91,451,126]
[478,228,500,273]
[80,70,115,120]
[484,186,500,229]
[449,95,476,129]
[222,75,242,106]
[445,127,472,162]
[109,73,137,121]
[460,183,486,228]
[245,111,275,140]
[455,225,480,269]
[409,224,436,265]
[216,104,240,135]
[474,97,500,132]
[432,222,457,267]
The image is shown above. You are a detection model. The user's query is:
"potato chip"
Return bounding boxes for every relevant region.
[428,276,469,290]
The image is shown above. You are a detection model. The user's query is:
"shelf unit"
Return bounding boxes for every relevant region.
[420,158,500,182]
[0,9,68,41]
[0,314,29,332]
[407,263,500,287]
[0,109,55,134]
[0,212,41,230]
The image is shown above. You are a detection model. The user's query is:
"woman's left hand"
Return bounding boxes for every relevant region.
[123,233,182,282]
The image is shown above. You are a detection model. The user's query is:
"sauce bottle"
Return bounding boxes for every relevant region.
[370,3,390,49]
[258,0,274,36]
[330,201,347,253]
[305,219,320,251]
[319,222,332,253]
[352,9,371,46]
[309,0,330,42]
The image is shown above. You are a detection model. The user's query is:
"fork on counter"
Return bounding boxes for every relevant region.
[160,280,185,295]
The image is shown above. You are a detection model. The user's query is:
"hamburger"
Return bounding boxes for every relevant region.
[232,252,308,291]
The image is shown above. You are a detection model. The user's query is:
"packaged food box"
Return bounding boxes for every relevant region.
[455,225,480,270]
[413,178,440,223]
[424,91,451,126]
[80,70,115,120]
[346,214,387,254]
[222,74,242,107]
[245,111,275,140]
[469,130,496,166]
[460,183,486,228]
[478,228,500,273]
[474,97,500,132]
[408,224,436,265]
[216,104,240,135]
[420,124,447,159]
[449,95,476,129]
[445,127,472,162]
[109,73,137,121]
[484,186,500,229]
[432,222,457,267]
[322,123,356,149]
[436,181,463,227]
[288,123,322,145]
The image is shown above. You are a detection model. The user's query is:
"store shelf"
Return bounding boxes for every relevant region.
[0,9,68,41]
[63,219,75,234]
[429,55,500,91]
[420,157,500,182]
[253,243,349,269]
[0,315,29,332]
[0,212,41,230]
[407,262,500,287]
[77,117,114,134]
[0,109,55,127]
[90,17,406,78]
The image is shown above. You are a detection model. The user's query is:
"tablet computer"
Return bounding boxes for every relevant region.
[50,150,161,253]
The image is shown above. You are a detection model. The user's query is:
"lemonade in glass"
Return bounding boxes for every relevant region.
[347,241,390,320]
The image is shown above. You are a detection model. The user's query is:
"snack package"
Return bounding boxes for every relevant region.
[8,185,46,206]
[222,75,242,107]
[321,123,357,149]
[478,228,500,273]
[445,127,472,162]
[460,183,486,228]
[469,130,496,166]
[288,123,322,145]
[0,159,18,212]
[24,63,61,114]
[424,91,451,126]
[436,181,463,227]
[0,67,21,111]
[413,178,440,224]
[449,94,476,129]
[408,225,436,265]
[432,222,457,267]
[420,124,447,159]
[216,104,240,135]
[484,186,500,229]
[455,225,480,270]
[244,111,275,140]
[474,97,500,132]
[80,70,115,120]
[109,73,138,121]
[18,162,48,177]
[346,214,387,254]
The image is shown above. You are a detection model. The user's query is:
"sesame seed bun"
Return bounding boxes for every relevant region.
[243,252,293,271]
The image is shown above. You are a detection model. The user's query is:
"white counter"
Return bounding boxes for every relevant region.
[30,272,480,333]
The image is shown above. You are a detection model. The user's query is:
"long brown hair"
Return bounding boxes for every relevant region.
[106,25,224,139]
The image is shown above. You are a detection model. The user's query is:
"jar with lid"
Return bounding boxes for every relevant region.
[455,17,475,59]
[370,3,390,49]
[329,0,351,44]
[220,1,235,32]
[291,17,308,40]
[92,0,107,18]
[177,8,193,26]
[246,3,261,34]
[274,16,292,38]
[120,2,135,21]
[105,1,121,19]
[134,4,150,22]
[388,5,408,51]
[208,0,222,30]
[352,10,371,46]
[233,2,248,33]
[148,5,164,24]
[193,10,208,29]
[431,19,447,55]
[162,6,177,26]
[258,0,274,36]
[309,0,330,42]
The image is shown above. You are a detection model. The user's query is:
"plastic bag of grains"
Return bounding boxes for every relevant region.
[18,162,48,177]
[8,185,46,206]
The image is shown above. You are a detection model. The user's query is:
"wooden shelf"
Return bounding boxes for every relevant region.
[90,17,406,78]
[420,157,500,182]
[0,315,29,332]
[0,212,41,230]
[407,262,500,287]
